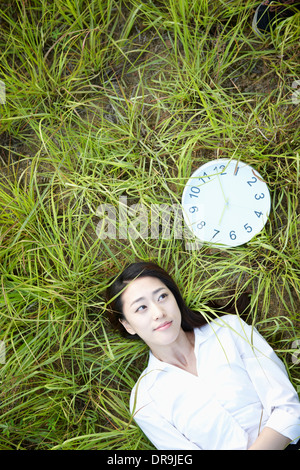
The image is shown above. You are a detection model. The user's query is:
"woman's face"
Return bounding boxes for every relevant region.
[120,276,182,349]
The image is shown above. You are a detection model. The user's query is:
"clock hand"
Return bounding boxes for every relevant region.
[217,174,229,205]
[218,201,228,225]
[216,171,230,225]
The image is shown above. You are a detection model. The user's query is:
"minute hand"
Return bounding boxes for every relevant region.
[218,202,228,225]
[216,174,229,224]
[217,173,228,203]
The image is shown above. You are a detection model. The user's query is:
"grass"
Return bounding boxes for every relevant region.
[0,0,299,450]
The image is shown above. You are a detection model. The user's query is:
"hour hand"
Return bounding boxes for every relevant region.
[217,173,228,204]
[218,201,228,225]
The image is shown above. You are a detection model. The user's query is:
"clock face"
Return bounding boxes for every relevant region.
[182,159,271,247]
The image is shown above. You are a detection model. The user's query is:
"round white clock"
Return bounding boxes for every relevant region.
[182,158,271,248]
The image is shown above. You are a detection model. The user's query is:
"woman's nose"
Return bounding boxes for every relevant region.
[151,303,164,320]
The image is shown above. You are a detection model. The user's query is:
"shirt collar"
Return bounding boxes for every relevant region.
[143,326,210,388]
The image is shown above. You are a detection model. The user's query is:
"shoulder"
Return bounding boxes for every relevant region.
[198,314,249,337]
[129,357,166,414]
[210,315,278,359]
[129,369,148,413]
[195,315,257,353]
[215,314,247,328]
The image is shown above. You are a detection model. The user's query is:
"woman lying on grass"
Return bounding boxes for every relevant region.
[106,261,300,450]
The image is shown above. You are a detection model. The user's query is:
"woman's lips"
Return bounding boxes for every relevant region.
[154,321,172,331]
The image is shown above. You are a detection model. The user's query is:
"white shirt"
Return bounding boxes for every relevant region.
[129,315,300,450]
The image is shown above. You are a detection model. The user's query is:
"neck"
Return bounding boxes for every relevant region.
[151,329,196,370]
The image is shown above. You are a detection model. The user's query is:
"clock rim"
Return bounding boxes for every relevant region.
[181,158,271,248]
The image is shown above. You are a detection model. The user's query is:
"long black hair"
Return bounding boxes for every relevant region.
[106,261,250,340]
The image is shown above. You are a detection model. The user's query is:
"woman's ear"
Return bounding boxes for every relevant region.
[119,318,136,336]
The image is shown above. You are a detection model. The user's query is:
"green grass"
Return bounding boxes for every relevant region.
[0,0,299,450]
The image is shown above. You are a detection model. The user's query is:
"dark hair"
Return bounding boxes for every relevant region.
[106,261,250,340]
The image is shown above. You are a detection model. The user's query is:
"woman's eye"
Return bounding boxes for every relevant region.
[159,293,168,301]
[136,305,146,312]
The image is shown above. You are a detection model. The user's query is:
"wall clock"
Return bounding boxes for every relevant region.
[182,158,271,248]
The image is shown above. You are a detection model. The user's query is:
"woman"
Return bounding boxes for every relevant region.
[106,261,300,450]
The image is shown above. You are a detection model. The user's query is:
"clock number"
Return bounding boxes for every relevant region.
[219,165,226,175]
[212,229,220,239]
[189,206,198,213]
[229,230,236,240]
[254,211,263,218]
[244,223,252,233]
[247,176,257,187]
[198,172,211,184]
[197,221,206,230]
[255,193,265,200]
[189,186,200,198]
[214,165,226,175]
